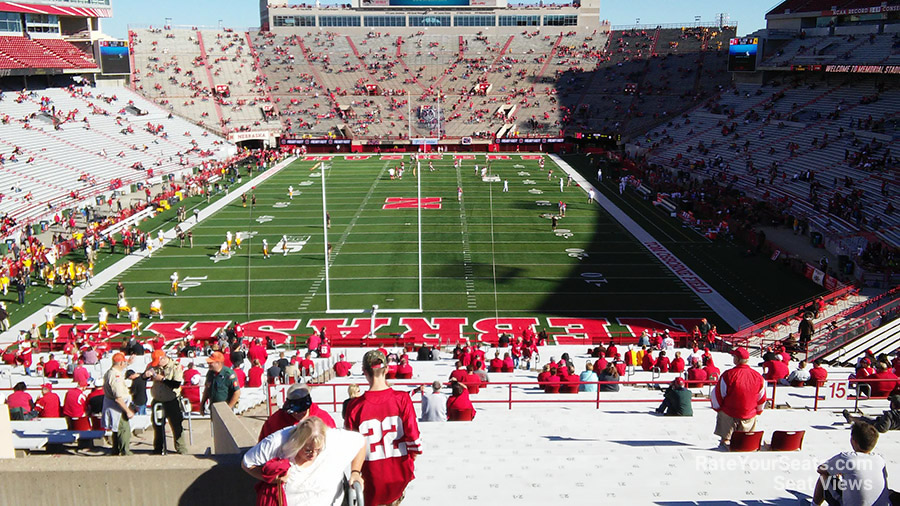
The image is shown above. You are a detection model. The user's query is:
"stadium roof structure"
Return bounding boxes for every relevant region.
[766,0,899,17]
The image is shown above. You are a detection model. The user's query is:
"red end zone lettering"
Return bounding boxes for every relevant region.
[453,155,475,160]
[307,318,391,344]
[520,155,543,160]
[303,156,333,161]
[380,155,403,160]
[242,319,301,345]
[545,318,611,344]
[486,155,510,160]
[383,197,442,209]
[473,318,539,345]
[400,317,468,346]
[424,154,443,160]
[345,155,372,160]
[144,322,190,342]
[616,318,697,344]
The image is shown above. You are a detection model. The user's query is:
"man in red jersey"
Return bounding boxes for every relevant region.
[257,383,335,441]
[345,350,422,506]
[711,347,767,447]
[63,379,90,430]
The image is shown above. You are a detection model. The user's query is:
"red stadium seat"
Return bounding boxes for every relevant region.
[770,430,805,451]
[730,431,764,452]
[449,408,475,421]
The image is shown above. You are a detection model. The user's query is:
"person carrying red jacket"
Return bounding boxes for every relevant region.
[710,347,767,447]
[345,350,422,506]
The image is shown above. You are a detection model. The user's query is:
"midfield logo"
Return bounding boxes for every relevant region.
[272,235,311,254]
[383,198,442,210]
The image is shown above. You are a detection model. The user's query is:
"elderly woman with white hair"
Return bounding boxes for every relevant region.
[243,416,365,506]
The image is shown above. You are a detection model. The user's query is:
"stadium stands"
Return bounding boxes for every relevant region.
[0,86,229,228]
[131,25,737,142]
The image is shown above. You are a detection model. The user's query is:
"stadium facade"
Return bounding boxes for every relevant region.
[262,0,603,34]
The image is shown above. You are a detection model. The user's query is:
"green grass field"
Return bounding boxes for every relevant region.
[58,154,824,338]
[70,155,710,333]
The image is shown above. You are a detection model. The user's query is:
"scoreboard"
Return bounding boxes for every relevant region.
[94,40,131,75]
[728,37,759,72]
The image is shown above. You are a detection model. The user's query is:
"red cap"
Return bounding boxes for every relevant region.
[732,347,750,360]
[150,349,165,367]
[207,351,225,363]
[672,377,685,388]
[41,383,52,390]
[112,352,127,363]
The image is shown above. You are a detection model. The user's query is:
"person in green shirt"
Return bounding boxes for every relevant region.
[201,352,241,412]
[656,377,693,416]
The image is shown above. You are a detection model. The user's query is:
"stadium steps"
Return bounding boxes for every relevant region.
[195,30,227,131]
[817,317,900,366]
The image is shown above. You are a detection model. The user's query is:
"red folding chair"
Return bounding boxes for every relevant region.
[770,430,805,451]
[730,431,764,452]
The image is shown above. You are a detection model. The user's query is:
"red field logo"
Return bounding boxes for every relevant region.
[345,155,372,160]
[453,155,475,160]
[383,197,442,209]
[380,155,404,160]
[520,155,543,160]
[303,156,333,161]
[486,155,510,160]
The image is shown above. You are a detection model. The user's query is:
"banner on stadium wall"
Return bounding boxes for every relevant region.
[228,131,276,143]
[821,5,900,15]
[825,65,900,74]
[281,138,351,146]
[497,138,565,144]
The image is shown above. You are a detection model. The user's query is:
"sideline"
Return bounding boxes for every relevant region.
[1,156,299,345]
[550,154,751,330]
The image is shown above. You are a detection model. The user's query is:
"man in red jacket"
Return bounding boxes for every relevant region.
[762,356,789,382]
[808,359,828,386]
[257,383,335,441]
[711,347,767,447]
[35,383,61,418]
[345,350,422,506]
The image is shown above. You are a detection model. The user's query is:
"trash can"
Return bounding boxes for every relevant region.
[129,184,137,193]
[810,231,823,247]
[0,243,7,255]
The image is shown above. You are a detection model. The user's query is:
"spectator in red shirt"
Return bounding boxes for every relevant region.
[63,379,91,430]
[808,359,828,387]
[43,354,61,378]
[703,356,721,382]
[6,382,34,419]
[234,366,247,388]
[656,351,670,373]
[489,352,504,373]
[248,359,265,388]
[670,351,686,373]
[344,350,422,506]
[183,362,200,386]
[686,360,709,388]
[762,357,790,382]
[247,338,267,365]
[641,349,656,372]
[258,383,336,441]
[502,353,515,372]
[605,341,618,358]
[35,383,61,418]
[447,380,476,421]
[545,367,561,393]
[464,366,481,394]
[299,353,315,377]
[449,361,468,383]
[396,356,413,379]
[711,348,767,447]
[863,362,900,398]
[333,354,352,377]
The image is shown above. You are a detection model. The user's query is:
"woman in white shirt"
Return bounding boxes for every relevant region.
[243,416,365,506]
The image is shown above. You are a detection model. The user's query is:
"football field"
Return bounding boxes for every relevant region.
[81,154,721,339]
